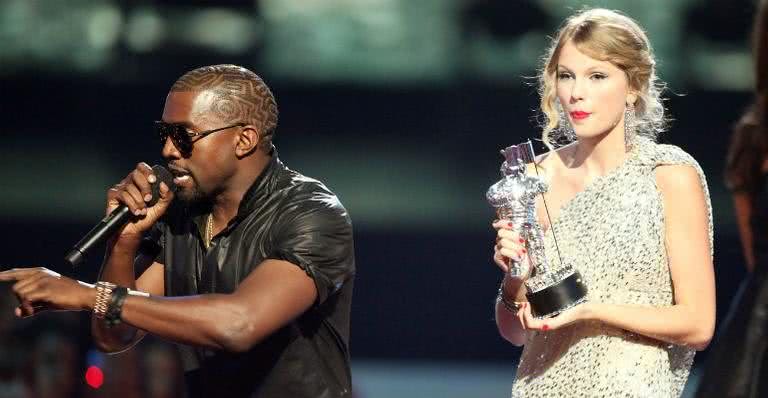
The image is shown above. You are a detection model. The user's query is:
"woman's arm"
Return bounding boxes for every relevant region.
[495,273,527,346]
[516,164,716,351]
[492,220,533,346]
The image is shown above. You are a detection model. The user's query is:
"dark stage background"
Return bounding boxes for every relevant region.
[0,1,758,397]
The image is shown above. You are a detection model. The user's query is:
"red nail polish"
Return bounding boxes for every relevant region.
[542,324,549,331]
[521,249,527,254]
[507,222,514,227]
[518,238,524,243]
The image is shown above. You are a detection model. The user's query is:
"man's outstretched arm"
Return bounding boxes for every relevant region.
[0,258,316,353]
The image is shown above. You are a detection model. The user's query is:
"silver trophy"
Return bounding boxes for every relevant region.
[487,141,587,318]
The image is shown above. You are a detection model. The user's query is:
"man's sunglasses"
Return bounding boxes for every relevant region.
[155,121,245,155]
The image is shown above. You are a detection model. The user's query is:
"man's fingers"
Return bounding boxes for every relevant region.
[124,184,147,212]
[1,267,56,284]
[107,185,122,201]
[131,169,153,202]
[137,162,154,176]
[138,163,158,185]
[18,301,36,318]
[118,189,143,216]
[0,268,37,281]
[3,268,59,315]
[157,182,174,204]
[17,304,46,319]
[0,272,16,282]
[21,290,49,304]
[136,163,158,190]
[14,277,52,300]
[12,272,47,296]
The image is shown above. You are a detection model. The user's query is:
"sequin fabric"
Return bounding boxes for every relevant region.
[510,137,713,397]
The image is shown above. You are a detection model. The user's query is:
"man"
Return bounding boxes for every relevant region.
[0,65,355,398]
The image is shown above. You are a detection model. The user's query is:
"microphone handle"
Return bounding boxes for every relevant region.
[65,205,133,266]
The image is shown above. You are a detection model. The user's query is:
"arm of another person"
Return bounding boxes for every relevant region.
[732,192,755,271]
[515,164,716,350]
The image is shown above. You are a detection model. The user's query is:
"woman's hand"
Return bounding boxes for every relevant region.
[515,301,592,332]
[492,219,531,278]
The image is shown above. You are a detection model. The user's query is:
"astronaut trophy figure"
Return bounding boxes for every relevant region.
[487,141,587,318]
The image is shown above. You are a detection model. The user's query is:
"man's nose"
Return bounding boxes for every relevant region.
[161,136,181,159]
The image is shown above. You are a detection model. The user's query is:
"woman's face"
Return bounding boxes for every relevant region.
[555,40,635,141]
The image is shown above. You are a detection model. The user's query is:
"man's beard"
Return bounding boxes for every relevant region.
[175,181,208,205]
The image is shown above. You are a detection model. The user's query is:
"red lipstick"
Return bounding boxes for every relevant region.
[570,111,591,120]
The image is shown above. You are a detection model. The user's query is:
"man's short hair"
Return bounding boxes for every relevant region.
[171,64,279,149]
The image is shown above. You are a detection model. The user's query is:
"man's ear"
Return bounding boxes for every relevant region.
[234,125,260,158]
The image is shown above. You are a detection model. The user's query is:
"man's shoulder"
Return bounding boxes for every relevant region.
[282,167,331,192]
[266,167,350,230]
[278,168,345,207]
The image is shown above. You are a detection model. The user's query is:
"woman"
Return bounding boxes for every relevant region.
[694,98,768,398]
[492,9,715,397]
[695,1,768,396]
[724,0,768,275]
[726,97,768,273]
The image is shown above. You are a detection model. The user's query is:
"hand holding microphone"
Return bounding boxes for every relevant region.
[65,163,176,266]
[107,162,176,238]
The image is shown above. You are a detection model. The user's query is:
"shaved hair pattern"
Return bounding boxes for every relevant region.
[171,64,279,148]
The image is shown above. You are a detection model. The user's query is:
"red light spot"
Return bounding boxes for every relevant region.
[85,366,104,389]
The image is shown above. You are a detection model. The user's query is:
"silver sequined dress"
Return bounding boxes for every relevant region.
[511,138,713,397]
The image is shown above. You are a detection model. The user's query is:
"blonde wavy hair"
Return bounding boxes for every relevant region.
[538,9,667,149]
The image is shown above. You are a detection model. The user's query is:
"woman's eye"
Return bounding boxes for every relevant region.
[557,72,571,80]
[591,73,607,80]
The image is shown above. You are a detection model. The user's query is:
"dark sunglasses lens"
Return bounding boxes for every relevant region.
[169,126,192,154]
[157,124,169,145]
[156,123,191,154]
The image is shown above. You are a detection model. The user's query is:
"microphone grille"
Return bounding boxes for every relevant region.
[149,165,178,206]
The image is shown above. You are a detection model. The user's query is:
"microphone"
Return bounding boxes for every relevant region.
[65,165,176,266]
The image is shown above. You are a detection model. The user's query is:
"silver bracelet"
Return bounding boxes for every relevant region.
[497,279,521,313]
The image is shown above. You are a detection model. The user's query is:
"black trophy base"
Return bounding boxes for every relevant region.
[526,271,588,318]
